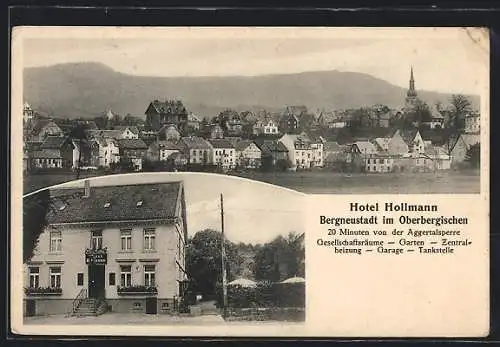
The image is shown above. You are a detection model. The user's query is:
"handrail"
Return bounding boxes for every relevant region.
[72,288,87,314]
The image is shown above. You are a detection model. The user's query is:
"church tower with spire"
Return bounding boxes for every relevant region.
[404,66,418,111]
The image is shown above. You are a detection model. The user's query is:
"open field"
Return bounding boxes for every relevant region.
[23,169,480,195]
[229,169,481,194]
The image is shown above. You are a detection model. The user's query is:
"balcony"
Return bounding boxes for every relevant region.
[25,286,62,296]
[117,285,158,296]
[85,247,108,265]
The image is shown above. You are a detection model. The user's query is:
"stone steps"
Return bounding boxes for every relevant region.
[74,298,108,317]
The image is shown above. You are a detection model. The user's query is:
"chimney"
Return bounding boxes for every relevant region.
[84,179,91,198]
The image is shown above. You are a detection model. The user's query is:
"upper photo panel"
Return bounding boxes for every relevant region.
[15,27,488,195]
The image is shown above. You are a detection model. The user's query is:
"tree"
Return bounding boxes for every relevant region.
[118,157,135,172]
[407,99,432,125]
[23,190,50,262]
[465,143,480,169]
[298,113,316,132]
[449,94,472,130]
[253,232,305,282]
[242,122,255,139]
[93,115,109,130]
[185,229,242,297]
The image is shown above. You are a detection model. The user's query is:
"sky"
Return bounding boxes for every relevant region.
[26,173,305,245]
[17,27,489,94]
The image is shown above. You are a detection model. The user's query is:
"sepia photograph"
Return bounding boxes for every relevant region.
[17,27,486,196]
[21,174,305,326]
[10,26,489,337]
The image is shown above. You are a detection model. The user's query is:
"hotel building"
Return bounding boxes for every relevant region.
[23,180,188,316]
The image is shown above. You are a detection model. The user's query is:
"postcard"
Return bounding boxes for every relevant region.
[11,26,489,337]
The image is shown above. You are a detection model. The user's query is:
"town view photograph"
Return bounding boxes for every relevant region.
[19,27,484,195]
[21,173,305,326]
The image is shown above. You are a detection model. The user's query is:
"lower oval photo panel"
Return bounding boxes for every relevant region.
[17,172,306,335]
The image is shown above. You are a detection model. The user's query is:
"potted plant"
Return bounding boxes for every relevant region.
[117,285,158,295]
[24,286,63,296]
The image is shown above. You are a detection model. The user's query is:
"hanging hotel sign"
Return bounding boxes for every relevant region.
[85,248,108,265]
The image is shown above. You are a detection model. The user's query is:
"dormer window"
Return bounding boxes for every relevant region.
[104,202,111,208]
[136,201,143,207]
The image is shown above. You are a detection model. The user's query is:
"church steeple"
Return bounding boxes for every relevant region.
[407,66,417,97]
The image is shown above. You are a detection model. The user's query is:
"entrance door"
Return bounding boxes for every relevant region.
[88,265,105,298]
[26,299,36,317]
[146,297,157,314]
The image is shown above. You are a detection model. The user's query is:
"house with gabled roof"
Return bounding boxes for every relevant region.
[279,113,300,134]
[400,128,425,155]
[350,141,377,156]
[117,139,148,171]
[157,124,181,142]
[234,140,262,169]
[208,139,236,170]
[148,140,180,162]
[23,180,188,317]
[279,133,313,170]
[29,119,64,142]
[372,130,409,155]
[324,142,350,169]
[23,102,35,124]
[112,126,139,139]
[145,99,188,132]
[187,112,201,131]
[422,106,445,129]
[422,145,452,170]
[464,111,480,134]
[253,117,279,136]
[90,137,120,168]
[210,123,224,139]
[346,141,377,170]
[30,136,75,169]
[178,136,212,165]
[70,139,89,169]
[450,133,480,164]
[364,153,398,173]
[254,139,289,166]
[221,110,243,136]
[86,129,123,141]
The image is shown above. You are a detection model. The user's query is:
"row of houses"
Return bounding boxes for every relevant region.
[323,129,480,173]
[23,99,481,173]
[24,118,480,174]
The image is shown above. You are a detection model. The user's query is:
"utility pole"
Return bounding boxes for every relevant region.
[220,193,227,319]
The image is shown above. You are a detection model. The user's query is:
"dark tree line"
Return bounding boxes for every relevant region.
[23,190,50,263]
[185,229,305,299]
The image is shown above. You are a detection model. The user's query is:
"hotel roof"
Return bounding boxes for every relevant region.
[46,182,182,225]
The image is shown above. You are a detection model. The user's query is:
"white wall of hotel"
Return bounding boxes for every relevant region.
[23,185,188,316]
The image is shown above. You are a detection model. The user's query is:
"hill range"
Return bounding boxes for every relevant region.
[23,62,480,120]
